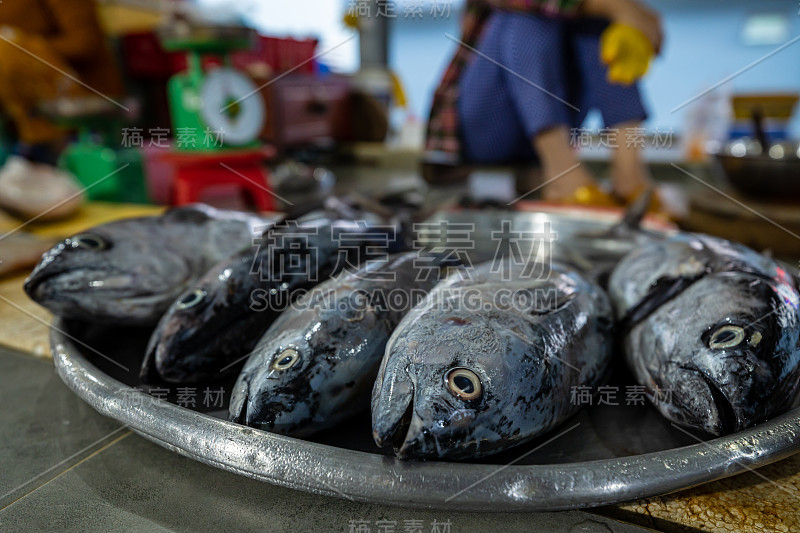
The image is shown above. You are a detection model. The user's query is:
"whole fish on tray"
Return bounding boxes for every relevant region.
[608,233,800,435]
[142,213,404,384]
[229,251,457,436]
[24,205,271,326]
[372,257,614,460]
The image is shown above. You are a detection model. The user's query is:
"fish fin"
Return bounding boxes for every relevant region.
[344,191,434,251]
[574,187,653,242]
[254,197,338,240]
[618,273,703,334]
[615,187,653,235]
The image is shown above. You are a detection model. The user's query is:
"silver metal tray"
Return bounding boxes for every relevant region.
[50,209,800,511]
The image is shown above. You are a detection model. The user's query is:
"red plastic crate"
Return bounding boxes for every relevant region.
[233,35,318,74]
[122,32,318,78]
[121,32,176,78]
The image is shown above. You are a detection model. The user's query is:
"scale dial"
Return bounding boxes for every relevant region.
[200,68,265,146]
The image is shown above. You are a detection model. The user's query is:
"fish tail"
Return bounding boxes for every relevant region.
[611,187,653,237]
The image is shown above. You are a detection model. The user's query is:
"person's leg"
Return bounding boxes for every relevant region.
[498,13,601,201]
[610,120,651,199]
[532,126,596,200]
[568,19,651,199]
[457,12,533,164]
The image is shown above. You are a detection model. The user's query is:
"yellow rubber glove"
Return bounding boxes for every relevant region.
[390,71,408,109]
[343,10,359,29]
[600,22,655,86]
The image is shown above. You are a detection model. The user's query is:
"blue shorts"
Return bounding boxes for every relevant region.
[458,12,648,163]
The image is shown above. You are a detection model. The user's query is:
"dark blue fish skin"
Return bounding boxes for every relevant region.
[229,251,454,436]
[371,258,614,460]
[609,233,800,435]
[142,215,403,384]
[24,205,269,326]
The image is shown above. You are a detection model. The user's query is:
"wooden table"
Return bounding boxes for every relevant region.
[0,202,797,532]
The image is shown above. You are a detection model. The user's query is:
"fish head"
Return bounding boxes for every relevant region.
[228,318,316,435]
[230,286,389,435]
[372,308,547,460]
[143,252,259,383]
[24,225,191,324]
[635,272,800,435]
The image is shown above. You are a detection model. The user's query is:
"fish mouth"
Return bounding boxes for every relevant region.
[372,379,416,453]
[143,323,216,383]
[230,389,248,425]
[695,371,738,435]
[679,366,739,435]
[228,382,303,434]
[24,267,80,298]
[377,398,414,452]
[25,267,157,300]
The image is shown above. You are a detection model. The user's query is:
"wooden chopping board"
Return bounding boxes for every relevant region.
[0,201,797,532]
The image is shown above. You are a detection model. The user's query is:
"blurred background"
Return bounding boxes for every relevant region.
[1,0,800,274]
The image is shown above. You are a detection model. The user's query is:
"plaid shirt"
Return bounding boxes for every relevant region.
[425,0,584,164]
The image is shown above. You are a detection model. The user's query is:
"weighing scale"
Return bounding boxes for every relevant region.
[157,22,275,210]
[41,96,148,203]
[160,23,266,151]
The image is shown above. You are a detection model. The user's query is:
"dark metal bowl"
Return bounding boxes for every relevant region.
[711,139,800,198]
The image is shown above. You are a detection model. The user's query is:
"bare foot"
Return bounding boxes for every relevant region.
[540,164,597,201]
[611,121,652,199]
[533,126,599,201]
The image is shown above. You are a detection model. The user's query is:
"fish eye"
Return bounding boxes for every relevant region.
[272,348,300,371]
[708,325,746,350]
[176,289,206,310]
[69,233,109,251]
[446,368,482,401]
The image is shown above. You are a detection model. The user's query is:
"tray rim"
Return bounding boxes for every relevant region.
[51,320,800,512]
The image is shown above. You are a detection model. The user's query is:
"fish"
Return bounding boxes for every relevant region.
[228,251,456,436]
[142,213,403,384]
[371,257,614,460]
[24,205,271,326]
[608,233,800,435]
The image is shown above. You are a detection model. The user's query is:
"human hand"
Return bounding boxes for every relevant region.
[600,22,654,85]
[581,0,663,53]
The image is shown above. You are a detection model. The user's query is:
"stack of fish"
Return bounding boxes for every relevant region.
[24,198,800,461]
